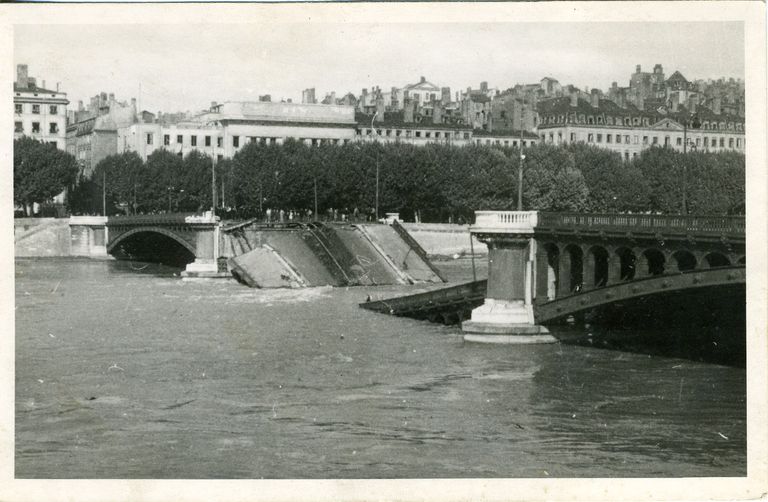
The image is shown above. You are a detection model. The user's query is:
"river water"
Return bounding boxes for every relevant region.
[15,258,746,478]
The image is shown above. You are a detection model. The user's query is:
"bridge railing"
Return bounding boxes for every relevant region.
[107,213,216,225]
[536,212,744,235]
[472,211,538,233]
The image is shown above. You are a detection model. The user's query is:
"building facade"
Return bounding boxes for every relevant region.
[536,91,745,160]
[13,64,68,150]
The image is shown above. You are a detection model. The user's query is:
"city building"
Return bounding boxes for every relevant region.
[117,101,359,161]
[66,93,137,177]
[13,64,68,150]
[536,89,745,161]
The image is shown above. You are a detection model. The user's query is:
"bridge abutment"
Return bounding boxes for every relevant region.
[462,212,555,344]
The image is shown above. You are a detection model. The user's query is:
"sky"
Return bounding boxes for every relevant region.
[14,22,744,115]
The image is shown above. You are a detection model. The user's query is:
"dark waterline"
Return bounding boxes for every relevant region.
[15,258,746,478]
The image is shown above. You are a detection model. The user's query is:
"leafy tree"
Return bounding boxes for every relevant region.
[567,143,651,212]
[91,152,144,215]
[522,143,589,211]
[14,137,78,215]
[142,149,182,213]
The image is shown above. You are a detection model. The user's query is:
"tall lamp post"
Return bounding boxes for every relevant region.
[371,111,380,222]
[516,100,525,211]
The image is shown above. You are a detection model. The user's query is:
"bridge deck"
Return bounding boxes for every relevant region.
[360,280,487,319]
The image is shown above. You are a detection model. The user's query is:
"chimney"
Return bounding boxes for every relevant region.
[689,97,697,115]
[441,87,451,103]
[56,82,60,92]
[108,92,115,103]
[570,90,578,107]
[636,64,641,74]
[420,76,426,84]
[28,77,36,88]
[375,96,385,121]
[16,64,29,89]
[712,97,722,115]
[590,89,600,108]
[480,81,488,93]
[433,102,443,125]
[42,80,46,90]
[636,95,645,111]
[616,93,624,109]
[404,98,414,123]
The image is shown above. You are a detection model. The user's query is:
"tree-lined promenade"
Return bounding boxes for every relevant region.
[15,137,745,222]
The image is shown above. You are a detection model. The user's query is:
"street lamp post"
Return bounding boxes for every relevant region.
[517,100,525,211]
[102,169,106,216]
[371,112,379,222]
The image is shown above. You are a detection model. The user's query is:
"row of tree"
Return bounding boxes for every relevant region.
[17,136,745,221]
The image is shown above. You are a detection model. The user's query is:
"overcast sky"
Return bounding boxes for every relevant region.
[14,22,743,114]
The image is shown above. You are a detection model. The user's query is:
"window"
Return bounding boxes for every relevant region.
[32,104,40,114]
[624,152,630,161]
[512,140,518,147]
[504,140,509,146]
[49,105,58,115]
[676,137,682,146]
[386,129,392,137]
[164,135,170,146]
[191,136,197,146]
[233,136,240,147]
[177,135,183,144]
[205,135,211,147]
[736,138,741,148]
[570,133,576,142]
[596,133,603,143]
[217,137,223,148]
[415,131,421,138]
[720,138,725,147]
[557,132,562,143]
[664,136,670,147]
[435,132,440,138]
[14,121,22,133]
[633,152,638,159]
[549,133,554,142]
[652,136,658,145]
[32,122,40,133]
[48,141,57,149]
[703,137,709,147]
[15,104,22,114]
[49,122,58,134]
[615,135,621,144]
[696,138,701,147]
[729,138,734,148]
[146,133,153,145]
[463,132,470,140]
[626,135,631,144]
[587,133,594,143]
[606,134,612,143]
[425,132,431,138]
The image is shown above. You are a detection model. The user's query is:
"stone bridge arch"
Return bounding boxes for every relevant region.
[107,226,198,256]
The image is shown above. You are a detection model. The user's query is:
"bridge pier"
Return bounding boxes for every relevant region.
[181,216,223,277]
[462,212,555,344]
[69,216,110,258]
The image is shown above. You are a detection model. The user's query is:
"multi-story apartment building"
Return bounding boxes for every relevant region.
[117,101,359,161]
[66,93,137,177]
[13,64,68,150]
[536,90,745,161]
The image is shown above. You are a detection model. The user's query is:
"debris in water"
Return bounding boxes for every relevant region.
[107,363,124,372]
[48,333,55,338]
[718,432,729,440]
[37,379,44,384]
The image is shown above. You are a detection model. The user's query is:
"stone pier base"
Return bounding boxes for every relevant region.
[462,298,556,344]
[181,259,229,278]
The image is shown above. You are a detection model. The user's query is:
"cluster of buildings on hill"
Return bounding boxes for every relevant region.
[13,63,746,182]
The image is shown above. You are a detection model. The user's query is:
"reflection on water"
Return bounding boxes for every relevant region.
[15,258,745,478]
